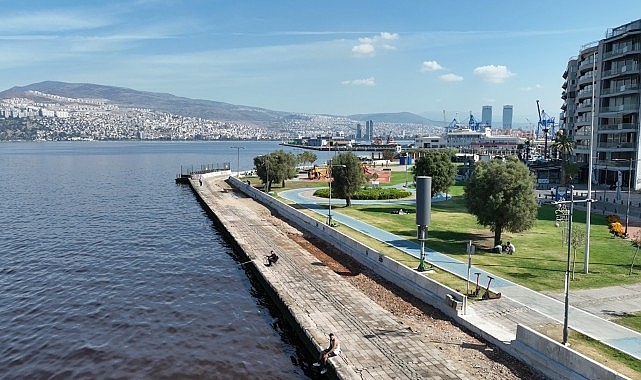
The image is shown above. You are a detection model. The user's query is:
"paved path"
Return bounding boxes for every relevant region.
[193,179,474,380]
[279,186,641,361]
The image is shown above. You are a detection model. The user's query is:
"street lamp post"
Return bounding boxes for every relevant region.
[326,162,345,226]
[404,153,409,187]
[230,146,244,177]
[554,186,594,345]
[626,159,633,237]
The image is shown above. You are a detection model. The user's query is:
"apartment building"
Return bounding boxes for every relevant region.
[562,19,641,190]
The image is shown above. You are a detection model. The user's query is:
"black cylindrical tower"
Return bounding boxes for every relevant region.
[416,176,432,226]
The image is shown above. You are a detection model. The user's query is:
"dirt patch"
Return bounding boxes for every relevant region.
[288,233,546,380]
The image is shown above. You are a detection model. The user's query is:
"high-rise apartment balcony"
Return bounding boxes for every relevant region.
[600,83,640,97]
[599,123,638,131]
[601,64,640,79]
[600,104,640,113]
[578,74,595,85]
[602,44,641,60]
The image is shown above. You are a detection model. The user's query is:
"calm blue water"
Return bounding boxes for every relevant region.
[0,141,337,379]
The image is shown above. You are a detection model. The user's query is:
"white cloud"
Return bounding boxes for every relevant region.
[352,32,398,55]
[473,65,515,83]
[421,60,444,72]
[352,43,375,55]
[341,77,375,86]
[439,73,463,82]
[380,32,399,41]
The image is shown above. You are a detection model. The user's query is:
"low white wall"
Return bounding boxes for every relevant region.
[512,325,630,380]
[226,176,630,380]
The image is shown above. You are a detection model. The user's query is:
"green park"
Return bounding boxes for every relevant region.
[248,149,641,376]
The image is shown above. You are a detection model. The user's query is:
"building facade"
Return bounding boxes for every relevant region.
[563,18,641,190]
[502,105,513,129]
[482,106,492,127]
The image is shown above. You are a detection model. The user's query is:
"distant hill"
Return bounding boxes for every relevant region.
[0,81,449,129]
[0,81,290,125]
[347,111,445,126]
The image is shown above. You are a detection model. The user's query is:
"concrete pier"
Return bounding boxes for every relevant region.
[190,177,473,380]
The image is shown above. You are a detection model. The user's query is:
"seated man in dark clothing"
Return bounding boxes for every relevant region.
[265,250,279,266]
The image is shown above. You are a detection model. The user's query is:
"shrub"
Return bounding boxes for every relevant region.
[609,221,625,237]
[352,188,411,200]
[312,187,411,200]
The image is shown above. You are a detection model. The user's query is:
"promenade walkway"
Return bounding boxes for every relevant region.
[192,178,474,380]
[279,187,641,362]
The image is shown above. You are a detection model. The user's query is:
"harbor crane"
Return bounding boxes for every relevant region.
[468,113,482,131]
[536,100,556,160]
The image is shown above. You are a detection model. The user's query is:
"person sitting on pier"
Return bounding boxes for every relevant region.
[313,333,341,374]
[265,250,279,266]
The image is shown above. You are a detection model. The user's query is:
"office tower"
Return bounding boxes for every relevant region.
[356,123,362,139]
[502,105,513,129]
[562,18,641,189]
[482,106,492,127]
[365,120,374,140]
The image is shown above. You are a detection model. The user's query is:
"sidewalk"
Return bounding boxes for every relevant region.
[279,187,641,362]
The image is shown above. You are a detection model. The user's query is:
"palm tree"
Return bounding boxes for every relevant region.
[552,131,576,185]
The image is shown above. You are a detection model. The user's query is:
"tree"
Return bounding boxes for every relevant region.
[297,151,317,167]
[412,149,456,196]
[552,131,576,185]
[570,228,585,280]
[331,152,367,207]
[464,158,539,246]
[253,150,298,191]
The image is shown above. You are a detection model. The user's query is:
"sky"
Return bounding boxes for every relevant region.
[3,1,641,126]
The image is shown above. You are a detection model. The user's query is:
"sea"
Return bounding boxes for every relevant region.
[0,141,339,380]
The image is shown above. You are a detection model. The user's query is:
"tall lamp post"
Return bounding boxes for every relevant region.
[554,186,594,345]
[626,160,633,237]
[326,162,345,226]
[404,152,409,187]
[230,146,244,177]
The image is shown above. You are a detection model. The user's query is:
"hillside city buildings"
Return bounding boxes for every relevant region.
[562,18,641,190]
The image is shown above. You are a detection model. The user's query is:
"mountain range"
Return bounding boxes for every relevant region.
[0,81,442,127]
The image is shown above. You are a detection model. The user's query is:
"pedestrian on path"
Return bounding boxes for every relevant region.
[313,333,341,374]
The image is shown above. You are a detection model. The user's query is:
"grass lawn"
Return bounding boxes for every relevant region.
[334,191,641,292]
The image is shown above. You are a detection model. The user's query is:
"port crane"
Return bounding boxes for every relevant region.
[468,113,482,131]
[536,100,556,160]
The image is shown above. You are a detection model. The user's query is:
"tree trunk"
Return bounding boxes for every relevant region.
[346,196,352,207]
[494,225,503,246]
